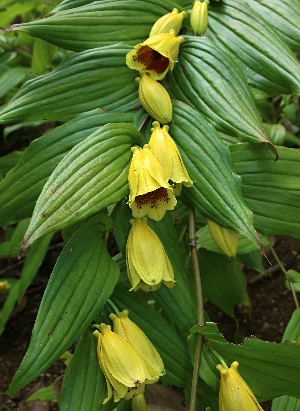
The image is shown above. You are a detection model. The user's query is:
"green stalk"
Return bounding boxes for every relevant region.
[188,206,205,411]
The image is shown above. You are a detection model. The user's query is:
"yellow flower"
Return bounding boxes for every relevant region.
[207,219,238,257]
[126,217,175,291]
[149,8,187,37]
[126,30,184,80]
[93,324,155,403]
[0,280,10,293]
[128,145,176,221]
[149,121,193,195]
[136,75,172,124]
[191,0,209,36]
[110,309,165,380]
[132,392,148,411]
[217,361,264,411]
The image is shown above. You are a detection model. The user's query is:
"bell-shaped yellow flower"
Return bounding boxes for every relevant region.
[191,0,209,36]
[135,75,172,124]
[93,324,155,403]
[217,361,264,411]
[149,121,193,195]
[126,217,175,291]
[149,8,187,37]
[128,145,176,221]
[110,310,165,380]
[207,219,238,257]
[126,30,184,80]
[0,280,10,293]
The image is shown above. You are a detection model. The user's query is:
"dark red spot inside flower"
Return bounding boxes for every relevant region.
[135,187,170,210]
[133,45,169,75]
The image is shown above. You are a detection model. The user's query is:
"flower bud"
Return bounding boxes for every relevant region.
[207,219,238,257]
[190,0,209,36]
[217,361,264,410]
[0,280,10,293]
[136,75,172,124]
[149,8,187,37]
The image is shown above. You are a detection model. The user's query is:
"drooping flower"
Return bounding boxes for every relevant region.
[93,324,156,403]
[128,145,176,221]
[126,30,184,80]
[126,217,175,291]
[0,280,10,293]
[216,361,264,411]
[207,219,238,257]
[110,309,165,379]
[135,75,172,124]
[149,8,187,37]
[149,121,193,195]
[190,0,210,36]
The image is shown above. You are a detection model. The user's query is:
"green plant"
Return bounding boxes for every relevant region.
[0,0,300,410]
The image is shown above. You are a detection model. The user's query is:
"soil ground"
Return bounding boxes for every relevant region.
[0,235,299,411]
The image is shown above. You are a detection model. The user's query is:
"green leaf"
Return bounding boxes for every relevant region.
[26,385,58,402]
[0,233,52,335]
[0,67,30,99]
[0,44,138,123]
[0,110,135,226]
[209,0,300,94]
[271,309,300,410]
[193,322,300,401]
[237,249,265,275]
[166,36,269,144]
[0,219,29,258]
[10,0,181,52]
[31,38,56,75]
[285,270,300,292]
[22,123,142,248]
[0,150,23,180]
[199,249,250,317]
[171,101,260,247]
[60,330,106,411]
[246,0,300,52]
[8,215,120,395]
[230,144,300,238]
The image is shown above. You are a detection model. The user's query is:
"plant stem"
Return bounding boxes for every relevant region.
[107,299,121,317]
[188,206,205,411]
[270,245,299,308]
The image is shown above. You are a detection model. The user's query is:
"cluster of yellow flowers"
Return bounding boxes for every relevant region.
[93,309,164,403]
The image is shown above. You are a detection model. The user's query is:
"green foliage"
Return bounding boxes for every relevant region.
[0,0,300,409]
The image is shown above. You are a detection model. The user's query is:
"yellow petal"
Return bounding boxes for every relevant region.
[217,361,264,411]
[149,121,193,187]
[136,75,172,124]
[150,8,187,37]
[126,217,175,291]
[110,310,165,378]
[191,0,209,36]
[207,219,238,257]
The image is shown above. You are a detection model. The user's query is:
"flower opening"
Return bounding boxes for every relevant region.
[217,361,264,411]
[126,217,175,291]
[126,30,184,80]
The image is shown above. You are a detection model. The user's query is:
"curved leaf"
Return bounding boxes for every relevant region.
[0,111,135,226]
[0,44,138,123]
[246,0,300,52]
[208,0,300,94]
[8,215,119,395]
[230,144,300,238]
[166,36,269,144]
[22,123,142,248]
[170,101,260,247]
[9,0,182,52]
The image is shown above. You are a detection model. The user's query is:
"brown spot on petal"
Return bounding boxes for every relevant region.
[133,45,169,75]
[135,187,170,210]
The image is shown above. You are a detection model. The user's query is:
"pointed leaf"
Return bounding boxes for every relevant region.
[230,144,300,238]
[0,44,138,123]
[192,322,300,401]
[0,110,135,226]
[171,101,260,247]
[22,123,142,248]
[8,215,120,395]
[167,36,269,144]
[60,330,106,411]
[208,0,300,94]
[9,0,181,52]
[246,0,300,52]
